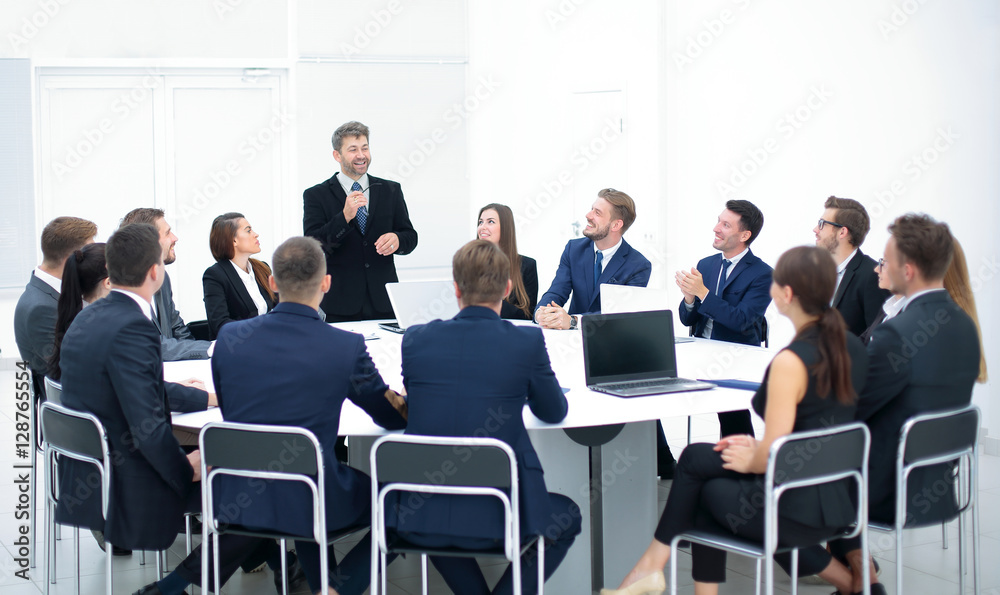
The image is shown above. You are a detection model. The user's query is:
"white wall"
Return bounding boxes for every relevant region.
[1,1,997,439]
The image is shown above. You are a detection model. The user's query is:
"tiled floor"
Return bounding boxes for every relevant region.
[1,370,994,594]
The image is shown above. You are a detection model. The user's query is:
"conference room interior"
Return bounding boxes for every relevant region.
[1,1,998,593]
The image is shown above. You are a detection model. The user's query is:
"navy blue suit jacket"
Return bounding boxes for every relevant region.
[858,291,979,524]
[678,249,773,346]
[212,302,407,538]
[390,306,567,541]
[537,237,651,317]
[55,291,207,550]
[833,249,891,337]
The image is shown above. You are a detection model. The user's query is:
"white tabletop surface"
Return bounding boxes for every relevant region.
[167,319,777,434]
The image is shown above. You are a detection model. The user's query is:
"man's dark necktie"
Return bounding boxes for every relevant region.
[352,181,368,234]
[716,259,732,295]
[594,251,604,292]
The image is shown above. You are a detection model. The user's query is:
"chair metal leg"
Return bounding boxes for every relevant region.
[279,540,288,595]
[318,535,328,595]
[686,416,692,445]
[942,521,949,549]
[669,536,680,595]
[754,558,761,595]
[381,551,388,595]
[213,534,222,595]
[972,453,981,595]
[895,519,904,595]
[537,539,545,595]
[790,549,798,595]
[43,501,52,595]
[156,549,163,578]
[140,550,145,565]
[185,515,193,555]
[30,443,38,569]
[765,552,775,595]
[105,539,113,595]
[421,553,429,595]
[75,526,81,595]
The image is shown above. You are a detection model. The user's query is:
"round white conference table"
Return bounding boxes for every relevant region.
[165,320,776,594]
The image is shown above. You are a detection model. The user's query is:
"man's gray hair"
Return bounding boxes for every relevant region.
[331,121,370,152]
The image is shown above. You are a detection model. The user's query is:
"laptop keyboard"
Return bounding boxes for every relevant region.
[603,378,692,391]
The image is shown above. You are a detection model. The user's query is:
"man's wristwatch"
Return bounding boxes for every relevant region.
[569,315,578,330]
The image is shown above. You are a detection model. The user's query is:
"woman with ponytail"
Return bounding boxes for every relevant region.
[202,213,277,340]
[48,243,110,381]
[601,246,870,595]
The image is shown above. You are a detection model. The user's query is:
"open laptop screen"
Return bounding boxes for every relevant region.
[582,310,678,384]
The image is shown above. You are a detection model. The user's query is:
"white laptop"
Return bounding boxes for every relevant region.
[600,284,694,343]
[381,280,460,333]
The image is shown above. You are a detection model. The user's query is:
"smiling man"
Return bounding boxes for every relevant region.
[535,187,651,330]
[303,120,418,321]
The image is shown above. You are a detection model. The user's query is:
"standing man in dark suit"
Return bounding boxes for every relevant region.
[669,200,773,477]
[814,196,890,336]
[121,208,211,361]
[392,240,580,594]
[535,188,651,329]
[57,224,278,595]
[303,120,418,322]
[212,236,408,595]
[14,216,96,386]
[800,213,981,595]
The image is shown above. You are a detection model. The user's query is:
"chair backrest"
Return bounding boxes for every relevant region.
[40,401,107,463]
[901,406,979,468]
[769,422,869,490]
[44,376,63,405]
[373,437,513,489]
[199,421,321,476]
[187,319,212,341]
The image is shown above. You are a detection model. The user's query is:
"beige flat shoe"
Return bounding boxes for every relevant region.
[599,570,666,595]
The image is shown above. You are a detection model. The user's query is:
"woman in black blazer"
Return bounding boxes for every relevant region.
[476,203,537,320]
[601,247,870,595]
[202,213,276,339]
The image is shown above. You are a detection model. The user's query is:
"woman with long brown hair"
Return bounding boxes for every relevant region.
[944,236,988,383]
[48,243,110,381]
[202,213,276,339]
[476,203,537,320]
[601,246,869,595]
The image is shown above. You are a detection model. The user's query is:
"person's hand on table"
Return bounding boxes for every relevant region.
[536,302,572,330]
[177,377,206,391]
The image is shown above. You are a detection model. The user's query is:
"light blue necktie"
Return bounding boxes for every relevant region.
[352,181,368,234]
[594,251,604,292]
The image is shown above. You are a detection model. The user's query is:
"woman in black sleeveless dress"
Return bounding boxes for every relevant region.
[602,246,869,595]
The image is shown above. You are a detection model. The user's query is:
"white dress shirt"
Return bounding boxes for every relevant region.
[113,288,154,322]
[230,260,269,316]
[594,237,623,275]
[34,267,62,294]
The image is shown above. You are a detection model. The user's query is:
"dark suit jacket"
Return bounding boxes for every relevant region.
[14,272,59,378]
[154,271,211,360]
[500,255,538,321]
[390,306,568,540]
[678,249,773,346]
[212,302,407,538]
[834,249,891,337]
[55,291,208,549]
[202,261,276,340]
[858,290,980,524]
[537,237,651,317]
[303,173,418,317]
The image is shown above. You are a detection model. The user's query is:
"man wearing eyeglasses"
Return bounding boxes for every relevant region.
[813,196,890,337]
[304,120,418,322]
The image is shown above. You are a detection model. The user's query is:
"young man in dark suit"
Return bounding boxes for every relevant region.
[535,187,651,329]
[394,240,581,594]
[56,224,275,595]
[120,208,212,361]
[303,120,418,322]
[814,196,890,336]
[212,236,408,595]
[801,213,981,595]
[14,216,96,387]
[668,200,773,477]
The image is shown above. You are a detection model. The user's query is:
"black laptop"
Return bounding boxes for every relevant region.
[581,310,716,397]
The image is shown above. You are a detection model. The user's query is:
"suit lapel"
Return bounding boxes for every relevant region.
[722,251,755,293]
[833,251,861,307]
[29,274,59,302]
[599,241,630,287]
[223,262,257,315]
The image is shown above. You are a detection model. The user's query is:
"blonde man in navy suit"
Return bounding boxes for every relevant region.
[392,240,581,595]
